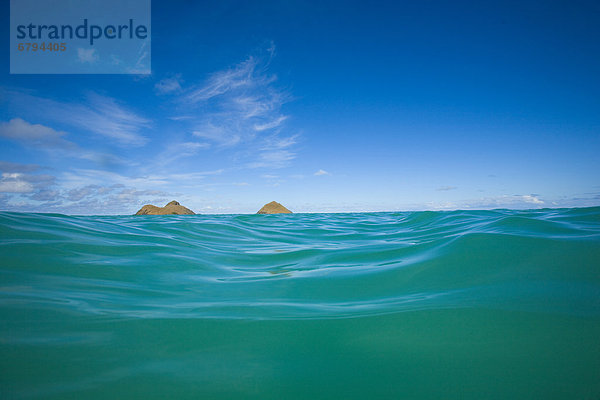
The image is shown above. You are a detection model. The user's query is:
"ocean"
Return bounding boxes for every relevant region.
[1,208,599,399]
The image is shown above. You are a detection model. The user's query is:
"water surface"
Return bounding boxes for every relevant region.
[1,208,599,399]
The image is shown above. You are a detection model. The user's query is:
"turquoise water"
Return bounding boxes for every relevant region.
[1,208,599,399]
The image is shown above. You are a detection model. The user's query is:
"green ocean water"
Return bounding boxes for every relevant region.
[1,208,599,399]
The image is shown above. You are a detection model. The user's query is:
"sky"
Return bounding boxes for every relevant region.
[1,0,599,214]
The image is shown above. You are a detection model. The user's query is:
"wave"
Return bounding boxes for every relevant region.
[1,207,599,320]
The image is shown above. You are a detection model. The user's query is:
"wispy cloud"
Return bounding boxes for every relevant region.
[0,161,40,173]
[0,118,133,167]
[254,115,288,131]
[0,118,76,150]
[65,184,169,206]
[62,169,168,188]
[127,41,151,75]
[72,93,151,145]
[182,55,273,103]
[61,168,224,191]
[249,149,295,168]
[168,169,224,181]
[437,186,457,191]
[249,134,299,168]
[165,45,298,168]
[314,169,330,176]
[1,89,151,146]
[427,194,546,210]
[192,123,240,146]
[155,74,183,94]
[77,48,98,64]
[156,141,211,167]
[167,115,194,121]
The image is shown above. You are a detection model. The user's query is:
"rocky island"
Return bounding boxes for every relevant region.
[135,201,195,215]
[257,201,292,214]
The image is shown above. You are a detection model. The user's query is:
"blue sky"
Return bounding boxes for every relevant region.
[1,0,599,214]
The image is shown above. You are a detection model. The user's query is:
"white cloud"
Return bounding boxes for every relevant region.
[67,185,101,202]
[62,169,168,188]
[77,151,133,167]
[77,48,98,64]
[110,54,122,65]
[75,93,151,145]
[192,123,241,146]
[127,41,151,74]
[155,74,183,94]
[165,170,225,185]
[65,184,170,205]
[0,161,39,173]
[254,115,288,131]
[521,194,544,204]
[437,186,457,191]
[61,168,224,191]
[0,119,132,168]
[428,194,546,210]
[314,169,330,176]
[249,134,299,168]
[249,149,295,168]
[0,118,59,141]
[262,134,298,150]
[175,141,210,152]
[8,167,226,214]
[157,141,211,166]
[172,45,298,168]
[2,90,151,146]
[0,118,75,150]
[0,181,175,215]
[0,173,34,193]
[168,116,194,121]
[183,55,270,103]
[0,168,56,202]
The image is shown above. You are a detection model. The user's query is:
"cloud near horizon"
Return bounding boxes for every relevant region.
[0,161,177,215]
[423,194,546,211]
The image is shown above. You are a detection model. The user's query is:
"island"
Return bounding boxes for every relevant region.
[135,200,195,215]
[256,201,292,214]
